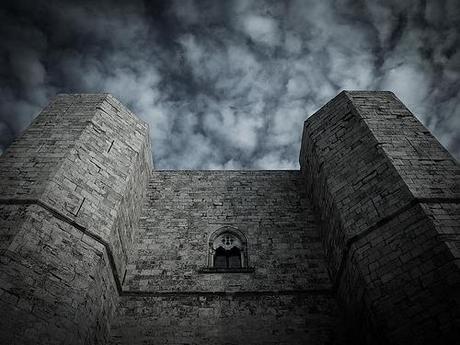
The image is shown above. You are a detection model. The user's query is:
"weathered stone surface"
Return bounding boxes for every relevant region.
[0,91,458,345]
[109,171,343,345]
[0,94,152,276]
[300,91,460,344]
[110,294,344,345]
[0,204,117,344]
[0,94,152,344]
[124,171,331,292]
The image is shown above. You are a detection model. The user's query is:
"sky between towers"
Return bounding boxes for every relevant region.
[1,0,459,168]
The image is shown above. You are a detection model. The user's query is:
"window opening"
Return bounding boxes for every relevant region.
[205,226,251,272]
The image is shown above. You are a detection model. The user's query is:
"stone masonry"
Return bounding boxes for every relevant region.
[0,94,152,344]
[300,91,459,344]
[0,91,458,345]
[109,171,343,345]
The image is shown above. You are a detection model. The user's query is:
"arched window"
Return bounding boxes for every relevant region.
[214,243,242,268]
[203,226,252,272]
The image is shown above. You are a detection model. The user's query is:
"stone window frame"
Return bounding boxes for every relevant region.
[198,226,254,273]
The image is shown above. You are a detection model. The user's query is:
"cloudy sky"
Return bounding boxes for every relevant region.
[1,0,459,169]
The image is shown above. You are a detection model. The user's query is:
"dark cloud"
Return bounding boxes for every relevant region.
[1,0,459,168]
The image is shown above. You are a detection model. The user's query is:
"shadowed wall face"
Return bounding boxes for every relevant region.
[0,94,152,344]
[300,91,460,344]
[110,171,345,345]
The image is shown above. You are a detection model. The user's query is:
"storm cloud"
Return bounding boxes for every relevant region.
[1,0,459,168]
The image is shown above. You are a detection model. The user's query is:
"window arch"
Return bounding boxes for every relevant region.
[207,226,249,270]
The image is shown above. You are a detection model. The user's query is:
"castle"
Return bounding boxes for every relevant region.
[0,91,458,345]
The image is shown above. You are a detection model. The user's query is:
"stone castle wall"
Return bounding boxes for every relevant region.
[0,94,152,344]
[300,91,459,344]
[110,171,345,344]
[0,91,458,345]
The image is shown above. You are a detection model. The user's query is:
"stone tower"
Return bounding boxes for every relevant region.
[300,91,459,344]
[0,91,458,345]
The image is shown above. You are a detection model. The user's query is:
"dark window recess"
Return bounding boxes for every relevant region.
[214,246,242,269]
[199,227,254,273]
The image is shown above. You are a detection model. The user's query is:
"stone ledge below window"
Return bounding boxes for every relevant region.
[198,267,255,274]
